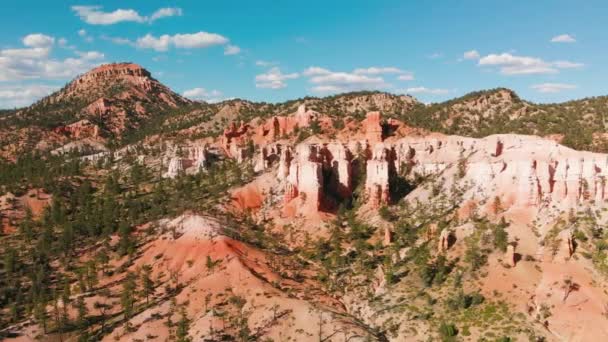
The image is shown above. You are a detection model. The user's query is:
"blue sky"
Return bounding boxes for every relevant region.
[0,0,606,108]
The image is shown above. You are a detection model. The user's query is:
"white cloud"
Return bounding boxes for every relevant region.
[1,47,51,59]
[0,34,105,82]
[551,34,576,43]
[428,52,443,59]
[76,51,105,60]
[302,66,331,76]
[136,34,171,51]
[149,7,183,22]
[553,60,584,69]
[58,38,68,47]
[135,32,229,52]
[0,84,59,108]
[71,5,182,25]
[255,67,299,89]
[224,45,241,55]
[397,73,415,81]
[100,35,132,46]
[463,50,480,60]
[172,32,228,48]
[531,83,578,93]
[77,29,94,43]
[183,87,224,102]
[401,87,449,95]
[255,60,277,67]
[353,67,404,75]
[303,66,389,93]
[477,53,584,75]
[23,34,55,48]
[71,6,145,25]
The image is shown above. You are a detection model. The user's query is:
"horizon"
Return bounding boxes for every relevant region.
[1,0,606,108]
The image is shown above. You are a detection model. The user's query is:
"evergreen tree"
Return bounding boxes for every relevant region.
[140,265,154,305]
[121,272,137,323]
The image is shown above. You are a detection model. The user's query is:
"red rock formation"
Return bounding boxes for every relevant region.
[383,227,393,246]
[222,121,251,160]
[164,157,184,178]
[505,244,517,267]
[284,144,324,212]
[438,229,451,253]
[363,111,383,143]
[324,143,353,198]
[365,144,391,207]
[295,104,317,128]
[278,146,293,178]
[54,119,100,139]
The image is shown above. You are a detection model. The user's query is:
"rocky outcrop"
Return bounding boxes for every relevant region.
[505,244,517,267]
[255,143,282,172]
[222,121,251,162]
[281,142,357,214]
[325,143,353,198]
[278,146,293,178]
[164,157,184,178]
[54,119,100,139]
[383,227,393,246]
[438,229,451,253]
[365,144,392,207]
[163,144,210,178]
[363,111,383,143]
[391,134,608,209]
[189,144,209,170]
[285,144,324,212]
[295,104,318,128]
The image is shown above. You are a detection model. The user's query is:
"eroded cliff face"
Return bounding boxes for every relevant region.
[394,134,608,210]
[163,143,210,178]
[253,129,608,217]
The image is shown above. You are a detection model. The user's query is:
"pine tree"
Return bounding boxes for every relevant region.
[176,306,192,342]
[121,272,137,323]
[140,265,155,305]
[74,296,88,328]
[117,221,134,256]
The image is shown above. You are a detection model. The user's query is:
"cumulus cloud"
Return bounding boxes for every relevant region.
[182,87,224,102]
[477,53,584,75]
[78,29,94,43]
[255,60,277,67]
[224,45,241,55]
[551,34,576,43]
[135,32,229,51]
[302,66,390,93]
[76,51,105,60]
[531,83,578,93]
[0,33,105,82]
[71,6,145,25]
[0,84,59,108]
[23,34,55,48]
[353,67,404,75]
[302,66,331,76]
[553,60,584,69]
[463,50,480,60]
[401,87,450,95]
[255,67,299,89]
[397,73,415,81]
[149,7,183,22]
[71,5,183,25]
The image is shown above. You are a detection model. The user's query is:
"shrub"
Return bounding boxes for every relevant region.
[438,322,458,341]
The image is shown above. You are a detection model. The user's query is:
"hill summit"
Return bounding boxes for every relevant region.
[20,63,191,136]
